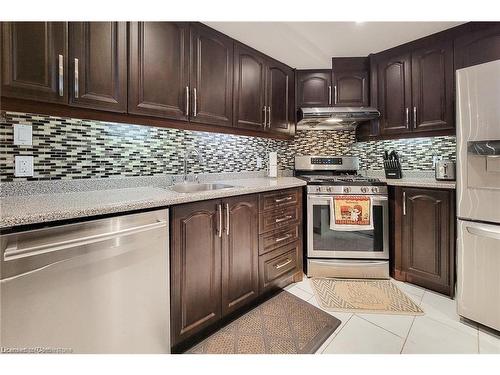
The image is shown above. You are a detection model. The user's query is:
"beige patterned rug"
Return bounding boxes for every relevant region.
[311,278,424,315]
[185,290,341,354]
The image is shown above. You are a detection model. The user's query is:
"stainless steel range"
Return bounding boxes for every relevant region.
[295,156,389,279]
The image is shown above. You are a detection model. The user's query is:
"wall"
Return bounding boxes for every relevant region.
[0,112,456,182]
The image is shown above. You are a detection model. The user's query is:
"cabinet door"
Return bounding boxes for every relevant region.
[402,188,454,296]
[221,195,259,316]
[267,60,294,134]
[190,23,233,127]
[377,53,412,135]
[332,70,369,107]
[68,22,127,112]
[296,70,332,107]
[233,43,266,130]
[454,23,500,70]
[171,200,222,347]
[129,22,189,120]
[1,22,67,103]
[411,40,454,132]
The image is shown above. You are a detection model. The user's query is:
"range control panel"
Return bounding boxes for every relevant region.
[310,157,343,165]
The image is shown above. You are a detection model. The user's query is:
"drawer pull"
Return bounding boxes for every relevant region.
[275,258,292,270]
[275,215,292,223]
[275,234,292,242]
[274,196,293,203]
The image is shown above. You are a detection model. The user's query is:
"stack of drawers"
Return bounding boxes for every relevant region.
[258,187,303,293]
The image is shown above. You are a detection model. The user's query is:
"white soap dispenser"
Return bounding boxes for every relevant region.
[268,152,278,178]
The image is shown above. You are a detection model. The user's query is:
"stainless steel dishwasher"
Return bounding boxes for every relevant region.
[0,209,170,354]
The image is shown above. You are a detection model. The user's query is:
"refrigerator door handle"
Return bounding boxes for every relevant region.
[466,225,500,240]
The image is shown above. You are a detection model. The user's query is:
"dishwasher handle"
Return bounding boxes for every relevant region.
[3,220,167,262]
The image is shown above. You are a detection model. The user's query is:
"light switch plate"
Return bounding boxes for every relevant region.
[13,124,33,146]
[15,155,34,177]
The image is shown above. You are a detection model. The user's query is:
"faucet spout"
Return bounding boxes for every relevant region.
[183,147,203,183]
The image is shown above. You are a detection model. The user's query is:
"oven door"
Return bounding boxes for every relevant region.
[307,194,389,259]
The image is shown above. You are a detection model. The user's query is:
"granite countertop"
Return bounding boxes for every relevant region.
[0,177,306,229]
[378,177,456,189]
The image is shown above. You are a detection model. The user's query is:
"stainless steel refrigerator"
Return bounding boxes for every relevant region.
[456,59,500,331]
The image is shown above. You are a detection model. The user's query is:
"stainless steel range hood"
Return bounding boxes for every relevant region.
[297,107,380,130]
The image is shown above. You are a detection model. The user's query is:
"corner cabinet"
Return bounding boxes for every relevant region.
[391,186,455,297]
[266,60,295,135]
[170,188,302,351]
[1,22,68,104]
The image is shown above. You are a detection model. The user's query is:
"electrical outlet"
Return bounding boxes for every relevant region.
[13,124,33,146]
[256,156,263,168]
[15,155,34,177]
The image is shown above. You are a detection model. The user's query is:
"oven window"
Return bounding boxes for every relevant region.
[312,204,384,252]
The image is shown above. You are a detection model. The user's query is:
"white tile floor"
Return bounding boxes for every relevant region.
[285,277,500,354]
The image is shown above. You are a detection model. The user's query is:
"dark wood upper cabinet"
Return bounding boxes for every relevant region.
[411,40,454,132]
[233,43,266,130]
[296,70,332,107]
[454,23,500,70]
[399,187,455,297]
[376,52,412,135]
[189,23,233,127]
[221,195,259,317]
[1,22,68,103]
[170,200,222,347]
[68,22,127,113]
[128,22,189,120]
[331,57,369,107]
[266,60,294,135]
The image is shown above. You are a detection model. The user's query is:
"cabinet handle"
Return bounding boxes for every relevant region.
[275,215,292,223]
[58,54,64,97]
[217,204,222,238]
[405,108,409,126]
[263,106,267,126]
[185,86,189,116]
[413,106,417,127]
[334,85,338,104]
[225,203,230,236]
[267,106,271,127]
[275,234,292,243]
[328,85,332,105]
[274,196,292,203]
[193,88,197,117]
[275,258,292,270]
[74,58,79,99]
[403,192,406,216]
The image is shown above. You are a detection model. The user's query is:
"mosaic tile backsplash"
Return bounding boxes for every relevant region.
[0,112,456,182]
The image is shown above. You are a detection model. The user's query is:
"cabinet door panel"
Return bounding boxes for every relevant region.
[233,44,266,130]
[267,61,293,134]
[377,54,412,135]
[69,22,127,112]
[402,188,454,296]
[455,23,500,70]
[171,200,222,346]
[296,70,331,107]
[333,71,368,107]
[190,24,233,127]
[222,195,259,316]
[1,22,67,103]
[411,41,454,132]
[129,22,189,120]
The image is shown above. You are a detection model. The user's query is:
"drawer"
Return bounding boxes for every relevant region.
[259,224,300,255]
[259,188,300,212]
[259,205,300,234]
[259,241,300,293]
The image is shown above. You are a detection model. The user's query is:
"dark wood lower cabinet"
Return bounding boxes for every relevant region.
[392,186,455,297]
[221,195,259,317]
[170,188,303,351]
[170,200,222,347]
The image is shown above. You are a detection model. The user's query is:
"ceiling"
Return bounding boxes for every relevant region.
[205,22,464,69]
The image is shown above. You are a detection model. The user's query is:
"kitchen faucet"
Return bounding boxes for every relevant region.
[183,147,203,183]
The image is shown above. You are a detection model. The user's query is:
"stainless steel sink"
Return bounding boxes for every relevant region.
[171,182,236,193]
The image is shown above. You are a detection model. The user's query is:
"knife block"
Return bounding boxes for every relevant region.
[384,160,403,179]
